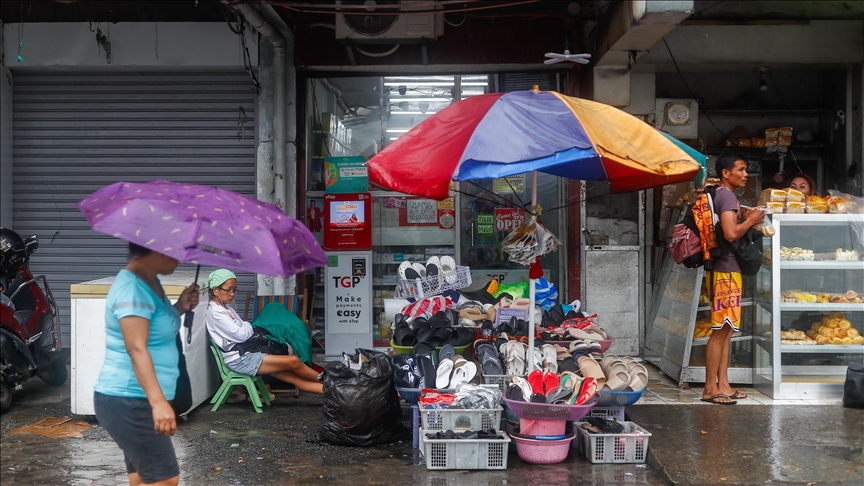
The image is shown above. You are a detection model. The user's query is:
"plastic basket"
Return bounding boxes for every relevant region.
[595,389,646,407]
[390,340,471,358]
[399,265,472,299]
[575,421,652,464]
[511,434,576,465]
[482,374,515,394]
[400,403,413,430]
[504,396,597,421]
[420,430,511,470]
[421,407,503,432]
[587,407,625,421]
[395,386,455,404]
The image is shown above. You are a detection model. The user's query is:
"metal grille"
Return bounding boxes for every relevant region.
[11,70,257,346]
[497,72,557,92]
[584,182,640,246]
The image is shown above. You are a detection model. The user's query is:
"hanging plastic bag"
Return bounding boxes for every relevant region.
[502,211,561,265]
[534,278,558,308]
[318,348,405,446]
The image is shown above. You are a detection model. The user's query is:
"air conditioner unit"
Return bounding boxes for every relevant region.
[335,0,444,44]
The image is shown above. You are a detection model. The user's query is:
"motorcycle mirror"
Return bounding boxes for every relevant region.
[24,235,39,255]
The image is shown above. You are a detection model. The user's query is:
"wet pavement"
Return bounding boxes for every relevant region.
[627,405,864,485]
[1,367,664,485]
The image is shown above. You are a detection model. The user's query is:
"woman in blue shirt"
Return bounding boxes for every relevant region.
[93,243,199,486]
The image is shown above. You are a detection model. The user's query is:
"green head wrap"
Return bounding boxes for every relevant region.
[208,269,237,289]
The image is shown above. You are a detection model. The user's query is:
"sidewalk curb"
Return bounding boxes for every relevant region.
[647,447,676,486]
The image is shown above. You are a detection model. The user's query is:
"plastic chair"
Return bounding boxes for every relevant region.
[209,343,271,413]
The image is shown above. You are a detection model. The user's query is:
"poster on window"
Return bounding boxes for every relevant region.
[494,208,527,231]
[324,193,372,250]
[406,199,438,224]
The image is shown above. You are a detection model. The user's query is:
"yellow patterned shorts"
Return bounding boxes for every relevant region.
[709,271,742,332]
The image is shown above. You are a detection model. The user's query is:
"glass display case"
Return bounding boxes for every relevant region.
[645,250,761,386]
[754,213,864,399]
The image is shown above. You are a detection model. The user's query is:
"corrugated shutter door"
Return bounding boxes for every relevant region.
[12,70,258,346]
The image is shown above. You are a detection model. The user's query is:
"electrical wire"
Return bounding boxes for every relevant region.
[694,0,727,16]
[662,38,732,146]
[310,81,332,157]
[355,44,401,58]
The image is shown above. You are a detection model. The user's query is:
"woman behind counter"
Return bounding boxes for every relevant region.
[205,269,324,394]
[93,242,199,486]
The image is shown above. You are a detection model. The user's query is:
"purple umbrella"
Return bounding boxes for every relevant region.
[77,180,327,278]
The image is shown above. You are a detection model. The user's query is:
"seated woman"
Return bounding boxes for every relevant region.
[788,173,816,197]
[205,269,323,394]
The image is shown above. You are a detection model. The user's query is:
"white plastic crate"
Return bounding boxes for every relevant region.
[398,265,472,299]
[420,407,503,432]
[420,430,511,470]
[482,375,515,394]
[575,421,652,464]
[587,406,625,421]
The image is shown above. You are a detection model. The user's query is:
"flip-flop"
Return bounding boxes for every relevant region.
[413,342,438,366]
[558,356,579,373]
[436,358,455,389]
[729,391,748,400]
[701,394,737,405]
[527,369,544,395]
[439,344,456,362]
[574,376,598,405]
[506,383,526,401]
[542,371,559,394]
[416,354,437,390]
[541,344,557,373]
[545,386,572,404]
[512,376,533,401]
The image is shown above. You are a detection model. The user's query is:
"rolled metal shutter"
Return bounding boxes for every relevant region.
[11,70,258,346]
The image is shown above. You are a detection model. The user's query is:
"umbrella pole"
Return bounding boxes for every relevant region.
[183,264,201,344]
[527,171,537,373]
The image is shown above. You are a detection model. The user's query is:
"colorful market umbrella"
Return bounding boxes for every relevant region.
[367,88,706,371]
[368,88,705,201]
[77,180,328,278]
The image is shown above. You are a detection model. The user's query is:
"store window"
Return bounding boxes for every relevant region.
[306,75,568,348]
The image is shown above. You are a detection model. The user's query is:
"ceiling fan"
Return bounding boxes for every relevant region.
[544,50,591,65]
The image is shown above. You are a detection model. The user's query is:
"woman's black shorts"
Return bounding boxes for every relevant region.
[94,392,179,482]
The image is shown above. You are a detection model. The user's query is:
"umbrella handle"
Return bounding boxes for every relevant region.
[184,265,201,345]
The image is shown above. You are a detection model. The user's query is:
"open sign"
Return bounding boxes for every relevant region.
[494,208,526,231]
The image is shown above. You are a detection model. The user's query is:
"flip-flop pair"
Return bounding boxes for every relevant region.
[701,394,737,405]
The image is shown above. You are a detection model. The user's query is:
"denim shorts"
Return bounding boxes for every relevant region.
[93,392,179,483]
[226,351,266,376]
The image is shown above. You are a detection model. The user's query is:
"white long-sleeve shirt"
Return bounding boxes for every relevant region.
[206,302,253,363]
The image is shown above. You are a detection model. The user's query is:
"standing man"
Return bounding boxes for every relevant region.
[702,152,764,405]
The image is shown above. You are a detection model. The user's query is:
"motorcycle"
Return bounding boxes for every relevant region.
[1,227,66,413]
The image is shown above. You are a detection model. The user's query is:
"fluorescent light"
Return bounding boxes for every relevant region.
[388,97,451,102]
[384,82,454,87]
[461,82,489,86]
[385,129,410,133]
[389,137,401,141]
[391,111,437,115]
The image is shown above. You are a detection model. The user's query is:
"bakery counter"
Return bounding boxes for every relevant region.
[780,261,864,270]
[779,344,864,354]
[779,303,864,312]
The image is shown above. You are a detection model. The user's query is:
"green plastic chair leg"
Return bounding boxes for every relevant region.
[255,378,271,406]
[244,379,263,413]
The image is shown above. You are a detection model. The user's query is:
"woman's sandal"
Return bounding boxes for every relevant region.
[701,394,737,405]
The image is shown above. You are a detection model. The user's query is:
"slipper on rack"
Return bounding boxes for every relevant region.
[542,371,560,394]
[505,341,526,376]
[411,263,427,279]
[416,354,437,390]
[398,261,413,281]
[628,369,649,392]
[506,384,526,402]
[569,340,588,353]
[413,342,438,367]
[573,376,598,405]
[545,386,572,404]
[512,376,533,402]
[426,256,441,279]
[541,344,558,373]
[454,327,477,347]
[439,344,456,362]
[558,356,579,373]
[577,356,606,390]
[440,256,458,285]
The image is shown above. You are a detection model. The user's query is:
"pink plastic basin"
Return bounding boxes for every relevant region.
[511,434,575,465]
[519,418,567,437]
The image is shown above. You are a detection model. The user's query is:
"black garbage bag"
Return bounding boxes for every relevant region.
[318,348,404,446]
[843,362,864,409]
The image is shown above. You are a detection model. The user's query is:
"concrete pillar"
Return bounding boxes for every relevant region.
[284,28,297,295]
[256,41,276,295]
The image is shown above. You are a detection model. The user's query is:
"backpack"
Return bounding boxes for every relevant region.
[670,185,722,269]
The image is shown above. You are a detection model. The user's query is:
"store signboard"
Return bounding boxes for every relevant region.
[470,268,549,286]
[323,193,372,250]
[325,156,368,194]
[493,175,525,194]
[494,208,527,231]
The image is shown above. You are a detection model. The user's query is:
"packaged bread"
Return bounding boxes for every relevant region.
[806,195,828,214]
[779,127,793,137]
[738,138,751,148]
[778,135,792,147]
[751,137,766,148]
[761,189,787,203]
[785,188,806,202]
[766,201,785,214]
[765,127,779,140]
[765,138,778,147]
[786,201,805,214]
[826,196,847,214]
[725,138,737,147]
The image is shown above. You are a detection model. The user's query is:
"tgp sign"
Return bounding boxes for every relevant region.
[494,208,526,231]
